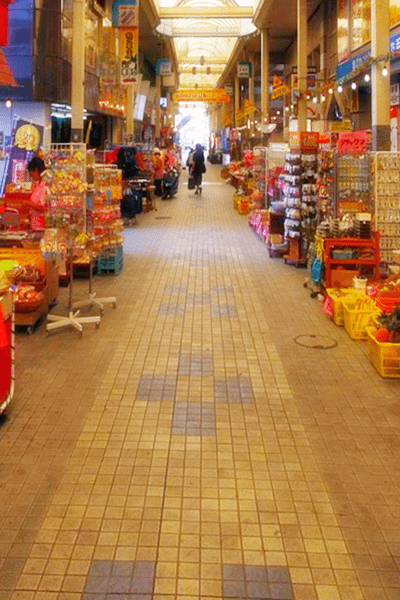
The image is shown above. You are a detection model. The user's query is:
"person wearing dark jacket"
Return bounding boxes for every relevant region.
[191,144,205,195]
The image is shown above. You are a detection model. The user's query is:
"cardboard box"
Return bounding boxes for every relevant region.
[270,234,283,244]
[331,269,359,288]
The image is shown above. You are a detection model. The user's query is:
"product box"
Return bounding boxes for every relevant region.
[270,234,284,244]
[331,268,359,288]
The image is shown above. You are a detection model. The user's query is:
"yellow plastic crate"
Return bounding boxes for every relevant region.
[326,288,365,326]
[367,326,400,378]
[343,295,380,340]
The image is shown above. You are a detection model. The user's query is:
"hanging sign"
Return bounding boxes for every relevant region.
[243,99,257,115]
[98,51,117,86]
[112,0,138,27]
[271,75,290,99]
[173,89,230,102]
[329,119,352,132]
[337,131,367,154]
[0,0,13,47]
[156,58,171,76]
[300,131,319,150]
[120,27,138,83]
[225,84,233,96]
[237,61,252,78]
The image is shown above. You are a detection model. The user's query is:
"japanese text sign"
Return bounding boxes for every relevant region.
[337,131,367,155]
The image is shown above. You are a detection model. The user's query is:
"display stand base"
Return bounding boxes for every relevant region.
[73,292,117,314]
[46,310,100,335]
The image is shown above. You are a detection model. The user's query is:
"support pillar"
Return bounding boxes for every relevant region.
[71,0,85,142]
[371,0,390,150]
[297,0,307,132]
[261,28,269,124]
[126,85,134,142]
[155,74,161,143]
[249,53,255,139]
[235,73,240,129]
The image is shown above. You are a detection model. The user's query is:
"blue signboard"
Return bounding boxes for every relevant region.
[337,31,400,81]
[112,0,138,28]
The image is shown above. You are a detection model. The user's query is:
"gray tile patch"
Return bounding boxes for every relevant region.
[178,355,214,376]
[172,402,216,436]
[211,284,234,295]
[163,283,187,294]
[212,303,238,318]
[136,375,176,402]
[215,376,254,404]
[85,561,155,599]
[223,564,294,599]
[158,302,185,316]
[186,292,211,304]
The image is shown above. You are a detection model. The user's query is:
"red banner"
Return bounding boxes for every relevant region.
[337,131,367,155]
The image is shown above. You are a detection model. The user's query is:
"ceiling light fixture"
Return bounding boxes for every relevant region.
[337,85,343,93]
[351,82,357,89]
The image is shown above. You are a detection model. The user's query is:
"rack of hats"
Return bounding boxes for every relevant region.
[283,132,319,266]
[44,144,101,335]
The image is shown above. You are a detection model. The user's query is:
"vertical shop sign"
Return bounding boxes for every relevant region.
[391,0,400,27]
[112,0,138,27]
[156,58,171,76]
[237,61,252,78]
[120,27,138,83]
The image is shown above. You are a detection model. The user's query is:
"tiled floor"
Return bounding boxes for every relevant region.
[1,166,400,600]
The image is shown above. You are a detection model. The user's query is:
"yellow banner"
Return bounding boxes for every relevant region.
[173,89,231,103]
[271,75,290,100]
[244,99,257,115]
[329,119,352,132]
[120,27,138,84]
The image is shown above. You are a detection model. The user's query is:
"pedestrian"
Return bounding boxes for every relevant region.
[26,156,47,234]
[191,144,205,195]
[152,148,164,196]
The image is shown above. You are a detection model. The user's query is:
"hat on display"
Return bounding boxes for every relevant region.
[153,147,161,154]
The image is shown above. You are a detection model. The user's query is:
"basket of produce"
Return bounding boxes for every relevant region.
[367,308,400,377]
[14,286,46,313]
[342,294,380,340]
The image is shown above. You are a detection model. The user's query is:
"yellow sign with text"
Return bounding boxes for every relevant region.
[173,89,231,103]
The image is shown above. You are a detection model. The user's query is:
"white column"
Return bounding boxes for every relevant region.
[71,0,85,142]
[126,85,134,142]
[261,28,269,123]
[155,74,161,143]
[371,0,390,150]
[249,53,255,139]
[297,0,307,132]
[234,74,240,129]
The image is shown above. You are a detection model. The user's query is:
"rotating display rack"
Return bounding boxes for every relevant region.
[44,144,101,335]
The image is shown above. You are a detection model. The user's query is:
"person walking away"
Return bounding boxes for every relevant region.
[152,148,164,197]
[26,156,47,235]
[191,144,205,195]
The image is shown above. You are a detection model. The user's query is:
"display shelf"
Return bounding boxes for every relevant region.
[336,153,371,217]
[373,151,400,264]
[252,147,267,208]
[324,233,381,287]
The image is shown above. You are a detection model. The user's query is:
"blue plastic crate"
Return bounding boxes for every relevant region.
[97,246,124,275]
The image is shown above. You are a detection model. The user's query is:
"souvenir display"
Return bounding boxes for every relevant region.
[373,152,400,264]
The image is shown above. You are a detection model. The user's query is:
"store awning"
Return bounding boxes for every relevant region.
[0,49,18,87]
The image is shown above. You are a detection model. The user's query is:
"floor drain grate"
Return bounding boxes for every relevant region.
[294,334,338,350]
